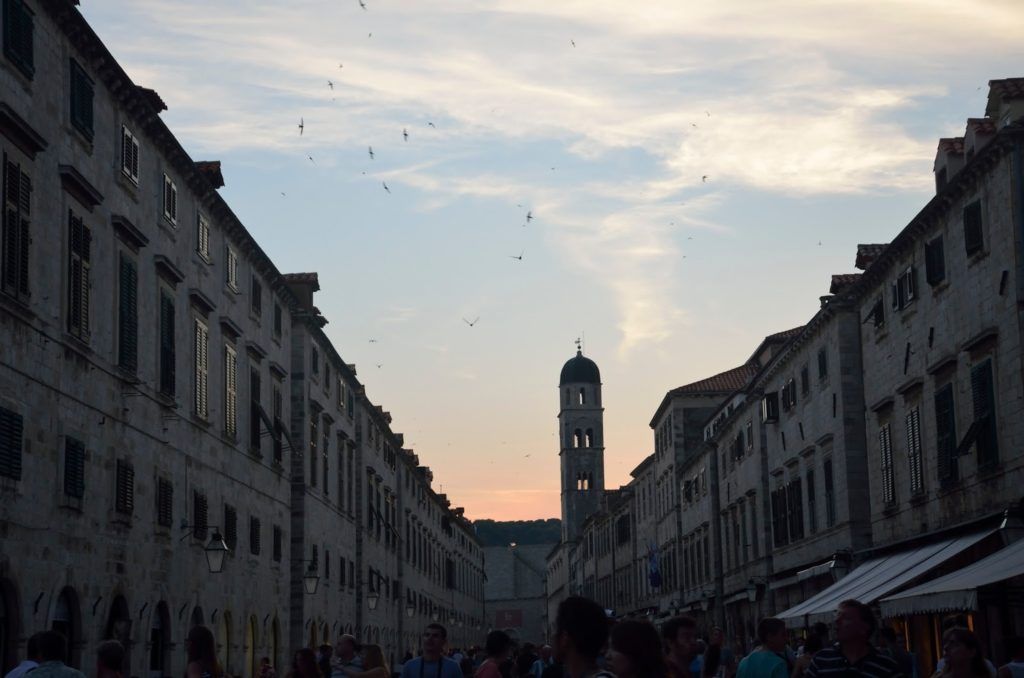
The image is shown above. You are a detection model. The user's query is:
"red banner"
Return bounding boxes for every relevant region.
[495,609,524,628]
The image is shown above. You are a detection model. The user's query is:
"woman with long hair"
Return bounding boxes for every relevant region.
[185,626,224,678]
[475,631,512,678]
[606,619,666,678]
[338,644,389,678]
[287,648,322,678]
[936,628,991,678]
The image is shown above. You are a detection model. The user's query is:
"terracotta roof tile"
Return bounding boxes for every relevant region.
[937,137,965,154]
[195,161,224,189]
[764,326,805,343]
[856,243,888,271]
[966,118,997,135]
[986,78,1024,116]
[282,272,321,289]
[830,273,862,294]
[669,363,757,396]
[135,86,167,113]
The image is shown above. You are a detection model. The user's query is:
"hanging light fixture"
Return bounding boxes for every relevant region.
[205,530,230,574]
[367,590,380,610]
[406,602,416,618]
[303,561,320,595]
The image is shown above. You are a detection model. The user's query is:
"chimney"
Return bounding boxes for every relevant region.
[196,161,225,189]
[985,78,1024,128]
[855,244,887,271]
[282,272,320,313]
[933,138,964,193]
[964,118,997,160]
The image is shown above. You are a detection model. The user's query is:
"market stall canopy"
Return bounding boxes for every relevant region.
[776,530,994,626]
[880,536,1024,618]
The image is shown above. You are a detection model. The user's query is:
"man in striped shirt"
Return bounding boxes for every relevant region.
[804,600,903,678]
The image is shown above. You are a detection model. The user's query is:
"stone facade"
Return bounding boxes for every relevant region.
[483,544,552,645]
[0,2,483,676]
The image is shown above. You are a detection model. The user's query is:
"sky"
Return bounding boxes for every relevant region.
[81,0,1024,521]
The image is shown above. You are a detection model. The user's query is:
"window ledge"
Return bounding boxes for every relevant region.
[882,504,899,517]
[157,218,178,241]
[192,415,212,428]
[115,172,140,202]
[966,248,990,267]
[62,333,93,359]
[909,492,929,507]
[929,280,950,296]
[0,292,34,321]
[66,124,94,156]
[59,496,84,513]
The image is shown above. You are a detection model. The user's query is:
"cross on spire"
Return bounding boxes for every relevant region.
[574,337,582,353]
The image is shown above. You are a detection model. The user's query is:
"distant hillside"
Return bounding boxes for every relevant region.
[473,519,560,547]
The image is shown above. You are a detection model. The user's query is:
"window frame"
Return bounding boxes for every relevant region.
[120,126,140,184]
[162,174,178,225]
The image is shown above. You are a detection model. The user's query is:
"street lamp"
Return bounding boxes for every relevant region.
[303,561,320,595]
[367,590,380,611]
[699,590,713,612]
[406,602,416,618]
[431,607,439,622]
[205,530,230,574]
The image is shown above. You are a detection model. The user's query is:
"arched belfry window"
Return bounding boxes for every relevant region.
[574,429,583,448]
[585,429,594,448]
[579,388,586,405]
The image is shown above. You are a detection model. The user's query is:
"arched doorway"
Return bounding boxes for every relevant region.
[216,612,232,676]
[245,616,257,678]
[149,602,171,678]
[50,587,82,668]
[320,622,329,650]
[105,596,132,675]
[190,607,204,630]
[0,579,21,675]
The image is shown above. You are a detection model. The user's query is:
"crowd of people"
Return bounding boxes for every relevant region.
[5,596,1024,678]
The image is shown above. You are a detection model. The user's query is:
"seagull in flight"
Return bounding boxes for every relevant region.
[359,0,366,8]
[427,121,436,128]
[383,181,391,194]
[298,118,304,135]
[368,146,375,160]
[308,155,316,164]
[701,175,708,182]
[376,363,383,369]
[328,80,334,90]
[570,40,575,47]
[463,317,480,327]
[368,339,378,343]
[526,210,533,223]
[403,128,408,141]
[509,250,524,261]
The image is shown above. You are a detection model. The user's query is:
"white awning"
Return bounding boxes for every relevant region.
[880,536,1024,618]
[776,530,994,625]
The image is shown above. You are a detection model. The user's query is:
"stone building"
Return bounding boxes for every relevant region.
[484,543,551,645]
[0,2,484,675]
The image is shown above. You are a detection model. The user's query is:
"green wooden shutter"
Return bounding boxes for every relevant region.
[935,384,958,484]
[69,60,94,140]
[224,504,237,549]
[157,477,173,527]
[63,436,85,498]
[194,491,208,540]
[971,359,998,468]
[964,200,984,255]
[159,292,175,395]
[3,0,35,79]
[67,213,91,339]
[0,406,23,480]
[115,460,134,514]
[118,254,138,374]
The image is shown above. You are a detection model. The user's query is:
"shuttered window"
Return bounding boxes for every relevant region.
[193,491,208,540]
[273,303,282,338]
[224,504,237,550]
[2,154,31,300]
[806,469,816,534]
[156,477,173,527]
[925,236,945,286]
[963,200,984,256]
[0,406,22,480]
[272,525,282,562]
[63,437,85,499]
[880,424,895,505]
[272,382,283,464]
[118,254,139,374]
[120,126,139,184]
[224,344,237,438]
[824,459,836,527]
[935,383,958,485]
[193,319,209,419]
[309,414,318,487]
[971,359,998,469]
[249,517,261,556]
[225,246,238,291]
[249,368,261,453]
[251,276,262,317]
[162,174,177,224]
[115,459,134,515]
[906,407,924,495]
[67,212,91,340]
[2,0,34,79]
[69,59,94,141]
[196,213,210,259]
[159,291,176,396]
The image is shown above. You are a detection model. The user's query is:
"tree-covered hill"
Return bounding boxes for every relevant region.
[473,518,560,547]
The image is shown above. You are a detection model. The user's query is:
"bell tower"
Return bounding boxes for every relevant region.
[558,341,605,543]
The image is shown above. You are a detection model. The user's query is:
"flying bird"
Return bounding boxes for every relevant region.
[403,128,408,141]
[509,250,524,261]
[691,123,698,128]
[339,63,344,69]
[701,175,708,182]
[706,110,711,117]
[359,0,366,8]
[308,155,316,164]
[383,181,391,193]
[570,40,575,47]
[463,317,480,327]
[298,118,304,135]
[526,210,533,223]
[376,364,383,369]
[368,339,378,343]
[427,121,436,128]
[328,80,334,90]
[280,192,286,197]
[368,146,375,160]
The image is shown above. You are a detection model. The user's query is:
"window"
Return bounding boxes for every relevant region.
[879,424,895,505]
[963,200,984,256]
[224,504,237,550]
[824,458,836,527]
[273,303,282,338]
[120,127,139,184]
[0,406,21,480]
[272,381,283,464]
[251,276,262,318]
[935,383,958,485]
[115,459,134,515]
[971,359,998,469]
[892,266,917,311]
[324,363,331,395]
[196,214,210,260]
[311,347,319,376]
[118,254,139,374]
[193,319,209,419]
[156,478,173,528]
[322,425,329,495]
[193,491,208,540]
[868,296,885,328]
[745,421,753,450]
[2,0,34,78]
[817,348,828,381]
[925,236,945,286]
[780,379,797,412]
[69,59,94,140]
[249,517,261,555]
[806,469,816,534]
[309,413,318,487]
[158,291,175,396]
[906,407,923,495]
[2,154,31,300]
[761,392,779,423]
[272,525,282,562]
[225,246,238,291]
[800,365,810,396]
[63,437,85,499]
[67,211,91,340]
[224,344,238,438]
[162,174,177,224]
